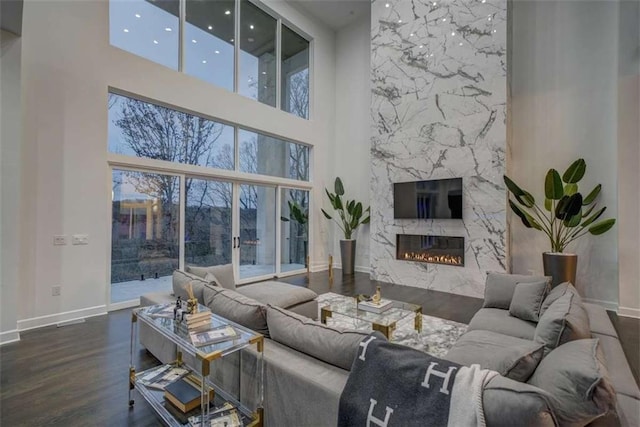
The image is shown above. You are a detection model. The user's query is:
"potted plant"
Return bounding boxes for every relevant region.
[321,177,370,276]
[504,158,616,287]
[281,200,309,267]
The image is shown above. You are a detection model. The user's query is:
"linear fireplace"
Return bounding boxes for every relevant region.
[396,234,464,267]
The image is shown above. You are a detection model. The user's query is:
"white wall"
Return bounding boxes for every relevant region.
[0,30,22,343]
[13,0,335,330]
[617,0,640,318]
[510,1,619,307]
[332,11,372,272]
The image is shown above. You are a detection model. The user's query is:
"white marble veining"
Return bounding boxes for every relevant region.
[370,0,507,298]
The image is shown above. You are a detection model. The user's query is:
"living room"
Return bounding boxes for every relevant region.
[1,0,638,426]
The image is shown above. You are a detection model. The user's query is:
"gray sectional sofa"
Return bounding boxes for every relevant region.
[139,268,639,426]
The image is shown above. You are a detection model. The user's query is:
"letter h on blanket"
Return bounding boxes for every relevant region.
[421,362,458,395]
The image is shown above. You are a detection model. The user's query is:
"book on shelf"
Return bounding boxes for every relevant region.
[138,364,190,390]
[189,325,238,347]
[357,298,393,313]
[189,407,242,427]
[164,376,214,414]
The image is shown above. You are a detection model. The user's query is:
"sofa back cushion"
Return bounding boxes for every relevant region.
[483,273,551,309]
[445,330,545,382]
[535,292,591,355]
[172,270,212,303]
[539,282,580,317]
[528,339,617,425]
[509,280,550,322]
[483,376,557,427]
[202,284,268,337]
[186,264,236,290]
[266,305,369,371]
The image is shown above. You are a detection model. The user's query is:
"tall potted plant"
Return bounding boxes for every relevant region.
[504,158,616,287]
[281,200,309,267]
[321,177,370,276]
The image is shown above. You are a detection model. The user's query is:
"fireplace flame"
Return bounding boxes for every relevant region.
[403,252,463,266]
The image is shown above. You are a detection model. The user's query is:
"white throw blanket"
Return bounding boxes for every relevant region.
[448,364,499,427]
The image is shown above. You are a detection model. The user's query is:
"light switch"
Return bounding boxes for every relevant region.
[72,234,89,245]
[53,235,67,246]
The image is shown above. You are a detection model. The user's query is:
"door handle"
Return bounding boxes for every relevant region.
[236,236,241,249]
[233,237,237,249]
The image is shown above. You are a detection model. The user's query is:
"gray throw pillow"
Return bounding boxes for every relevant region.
[539,281,580,317]
[528,339,617,425]
[266,305,369,371]
[172,270,210,303]
[483,376,557,427]
[483,272,551,309]
[202,284,268,337]
[186,264,236,290]
[446,330,545,382]
[509,280,550,322]
[534,292,591,355]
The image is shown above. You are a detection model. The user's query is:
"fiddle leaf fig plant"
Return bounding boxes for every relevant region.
[504,158,616,253]
[321,177,370,240]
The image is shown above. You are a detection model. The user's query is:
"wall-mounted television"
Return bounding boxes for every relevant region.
[393,178,463,219]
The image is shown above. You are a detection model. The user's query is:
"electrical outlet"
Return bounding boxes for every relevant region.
[72,234,89,245]
[52,286,61,296]
[53,235,67,246]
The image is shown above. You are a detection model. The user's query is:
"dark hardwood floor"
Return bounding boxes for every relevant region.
[1,270,637,426]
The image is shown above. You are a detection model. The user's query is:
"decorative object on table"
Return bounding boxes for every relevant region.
[185,283,198,315]
[189,325,238,347]
[504,158,616,287]
[185,310,213,332]
[321,177,370,276]
[371,286,382,304]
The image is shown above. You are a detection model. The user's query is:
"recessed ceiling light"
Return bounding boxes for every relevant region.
[262,71,266,75]
[482,0,486,2]
[493,29,497,33]
[165,27,172,32]
[410,33,414,37]
[202,60,207,64]
[215,50,220,54]
[123,28,129,33]
[442,18,446,22]
[459,42,463,46]
[135,13,141,18]
[451,32,455,36]
[250,24,254,30]
[153,40,158,44]
[225,10,231,15]
[433,2,437,5]
[230,38,234,42]
[488,16,492,21]
[192,39,197,43]
[419,45,423,48]
[398,19,402,23]
[263,85,268,89]
[385,3,390,7]
[208,25,213,30]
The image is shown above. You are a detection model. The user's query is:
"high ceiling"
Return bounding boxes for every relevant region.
[287,0,370,32]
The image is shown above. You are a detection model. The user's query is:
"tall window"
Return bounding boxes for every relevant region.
[109,0,311,118]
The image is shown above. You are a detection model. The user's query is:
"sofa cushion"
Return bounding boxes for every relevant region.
[592,333,640,400]
[483,376,557,427]
[583,303,617,338]
[236,281,317,310]
[539,282,579,316]
[446,330,544,382]
[266,305,369,371]
[483,272,551,310]
[528,339,617,425]
[509,280,549,322]
[202,284,268,337]
[468,308,536,340]
[172,270,211,303]
[186,264,236,290]
[535,292,591,355]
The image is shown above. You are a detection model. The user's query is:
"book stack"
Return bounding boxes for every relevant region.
[164,375,215,414]
[188,402,242,427]
[357,299,394,314]
[185,311,213,332]
[189,325,238,347]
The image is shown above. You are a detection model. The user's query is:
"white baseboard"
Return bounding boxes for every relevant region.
[618,306,640,319]
[17,305,107,332]
[0,329,20,345]
[332,263,372,274]
[583,298,619,312]
[109,299,140,312]
[310,262,328,273]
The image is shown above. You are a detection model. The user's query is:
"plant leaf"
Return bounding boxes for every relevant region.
[509,200,542,230]
[362,215,370,224]
[582,203,597,218]
[280,216,290,222]
[544,198,552,212]
[564,183,578,196]
[334,177,345,196]
[588,218,615,235]
[581,206,606,228]
[545,169,564,200]
[555,193,583,220]
[562,158,586,183]
[563,208,582,228]
[583,184,601,205]
[504,175,535,208]
[321,209,332,220]
[333,195,343,211]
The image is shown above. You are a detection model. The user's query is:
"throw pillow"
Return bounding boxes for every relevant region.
[534,292,591,355]
[202,284,268,337]
[483,376,557,427]
[266,305,370,371]
[483,272,551,309]
[186,264,236,290]
[172,270,210,303]
[528,339,617,425]
[203,272,220,287]
[509,280,550,322]
[445,330,545,382]
[539,281,580,317]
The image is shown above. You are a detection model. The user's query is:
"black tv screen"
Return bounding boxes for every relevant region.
[393,178,463,219]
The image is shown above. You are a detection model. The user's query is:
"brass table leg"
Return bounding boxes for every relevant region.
[372,322,396,340]
[320,308,332,324]
[414,307,423,333]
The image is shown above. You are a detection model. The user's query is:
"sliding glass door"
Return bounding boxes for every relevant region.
[280,188,309,273]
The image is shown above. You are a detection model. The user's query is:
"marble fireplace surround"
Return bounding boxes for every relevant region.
[370,0,507,298]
